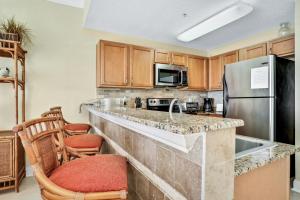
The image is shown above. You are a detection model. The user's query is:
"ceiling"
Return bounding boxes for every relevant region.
[83,0,294,51]
[48,0,84,8]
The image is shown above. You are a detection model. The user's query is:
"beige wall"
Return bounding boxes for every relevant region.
[0,0,206,130]
[295,0,300,183]
[209,27,294,56]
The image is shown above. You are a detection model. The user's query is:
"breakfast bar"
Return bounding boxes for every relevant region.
[86,105,299,200]
[87,105,243,200]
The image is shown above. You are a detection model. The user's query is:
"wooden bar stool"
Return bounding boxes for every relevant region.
[13,117,128,200]
[50,106,91,135]
[41,110,104,158]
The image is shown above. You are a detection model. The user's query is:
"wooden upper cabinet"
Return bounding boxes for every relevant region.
[187,56,208,90]
[171,52,187,66]
[268,34,295,57]
[154,50,187,66]
[97,41,129,87]
[222,51,239,65]
[130,46,154,88]
[209,56,223,91]
[239,43,267,61]
[154,50,171,64]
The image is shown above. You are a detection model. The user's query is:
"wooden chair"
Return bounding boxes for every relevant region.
[41,110,104,158]
[50,106,91,135]
[13,117,128,200]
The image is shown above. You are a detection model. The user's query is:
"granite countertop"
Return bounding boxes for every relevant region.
[197,111,223,116]
[235,143,300,176]
[87,105,244,135]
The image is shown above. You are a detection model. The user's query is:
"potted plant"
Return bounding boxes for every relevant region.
[0,17,32,47]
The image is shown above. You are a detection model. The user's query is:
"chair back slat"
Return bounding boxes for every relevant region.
[14,117,66,176]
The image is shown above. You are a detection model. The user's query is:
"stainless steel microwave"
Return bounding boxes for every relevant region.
[154,64,188,87]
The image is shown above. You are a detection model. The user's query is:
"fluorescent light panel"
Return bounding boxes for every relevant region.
[177,2,253,42]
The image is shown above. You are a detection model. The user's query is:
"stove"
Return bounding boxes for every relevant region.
[146,98,199,113]
[146,98,173,112]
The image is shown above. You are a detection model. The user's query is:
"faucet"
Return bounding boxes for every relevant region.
[169,98,183,116]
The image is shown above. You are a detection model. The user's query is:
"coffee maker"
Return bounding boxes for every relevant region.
[203,98,213,112]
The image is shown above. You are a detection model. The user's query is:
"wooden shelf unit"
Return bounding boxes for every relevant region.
[0,39,26,192]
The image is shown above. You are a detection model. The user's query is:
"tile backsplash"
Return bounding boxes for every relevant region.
[97,88,206,107]
[96,88,223,108]
[207,91,223,105]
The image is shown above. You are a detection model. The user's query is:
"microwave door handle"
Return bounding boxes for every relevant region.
[179,70,183,85]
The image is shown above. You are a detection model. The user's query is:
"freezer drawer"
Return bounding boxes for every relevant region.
[224,55,275,98]
[224,97,274,141]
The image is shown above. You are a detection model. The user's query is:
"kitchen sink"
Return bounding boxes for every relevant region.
[235,135,276,158]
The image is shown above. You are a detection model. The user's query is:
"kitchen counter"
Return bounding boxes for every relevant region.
[87,104,240,200]
[86,105,243,135]
[196,111,223,117]
[235,142,300,176]
[86,104,298,200]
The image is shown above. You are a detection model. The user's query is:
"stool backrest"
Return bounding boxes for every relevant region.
[14,117,66,176]
[49,106,70,124]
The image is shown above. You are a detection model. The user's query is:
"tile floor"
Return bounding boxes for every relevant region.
[1,177,300,200]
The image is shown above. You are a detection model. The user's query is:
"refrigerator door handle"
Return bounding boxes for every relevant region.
[223,74,229,117]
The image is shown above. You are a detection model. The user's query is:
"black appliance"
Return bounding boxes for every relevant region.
[223,55,295,177]
[182,102,200,114]
[203,98,213,112]
[134,97,142,108]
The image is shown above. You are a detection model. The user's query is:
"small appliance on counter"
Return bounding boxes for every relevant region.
[203,98,214,112]
[134,97,143,109]
[182,102,200,114]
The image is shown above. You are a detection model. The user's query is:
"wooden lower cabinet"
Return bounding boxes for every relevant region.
[209,56,223,90]
[239,43,267,61]
[130,46,154,88]
[97,41,129,87]
[235,157,290,200]
[187,56,208,90]
[0,131,25,192]
[269,34,295,57]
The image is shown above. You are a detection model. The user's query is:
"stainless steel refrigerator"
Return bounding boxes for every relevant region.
[223,55,295,176]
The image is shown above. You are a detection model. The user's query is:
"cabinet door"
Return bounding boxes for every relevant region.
[130,46,154,88]
[269,35,294,57]
[188,56,208,90]
[222,51,238,65]
[0,139,14,178]
[171,53,187,66]
[154,50,170,64]
[97,41,129,87]
[209,56,223,91]
[239,43,267,61]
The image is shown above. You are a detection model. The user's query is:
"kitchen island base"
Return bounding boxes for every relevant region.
[89,111,237,200]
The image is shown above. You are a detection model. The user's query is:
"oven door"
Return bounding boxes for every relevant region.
[155,64,181,86]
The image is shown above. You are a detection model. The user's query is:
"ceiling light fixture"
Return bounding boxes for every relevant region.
[177,2,253,42]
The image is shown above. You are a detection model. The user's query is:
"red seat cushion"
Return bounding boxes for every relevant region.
[64,123,91,132]
[49,155,128,193]
[64,134,103,148]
